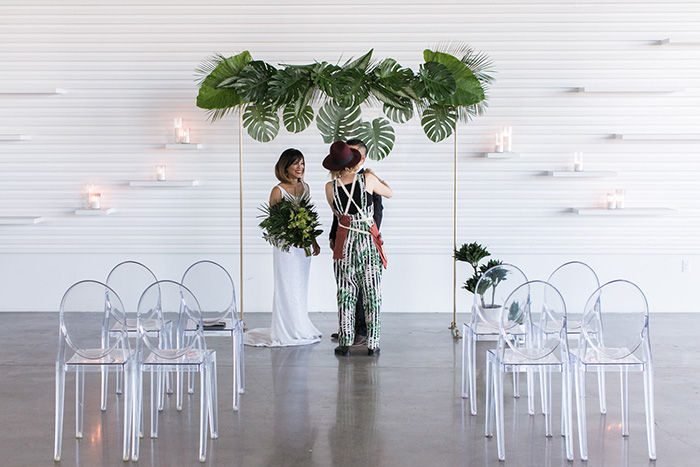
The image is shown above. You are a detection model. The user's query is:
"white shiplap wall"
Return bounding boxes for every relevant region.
[0,0,698,313]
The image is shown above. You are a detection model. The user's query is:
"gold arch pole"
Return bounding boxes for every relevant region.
[238,109,245,323]
[450,124,461,339]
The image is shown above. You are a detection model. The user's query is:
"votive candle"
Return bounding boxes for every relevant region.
[89,193,101,210]
[574,152,584,172]
[606,193,616,210]
[157,165,166,181]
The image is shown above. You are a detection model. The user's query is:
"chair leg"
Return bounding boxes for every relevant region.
[238,328,245,394]
[643,364,657,460]
[575,367,588,461]
[461,323,468,399]
[232,333,240,411]
[188,369,195,394]
[526,368,535,414]
[131,364,142,462]
[597,366,606,414]
[543,367,552,437]
[122,363,132,462]
[495,365,506,461]
[208,354,219,439]
[150,369,159,438]
[54,365,66,461]
[563,366,574,461]
[100,366,109,411]
[176,367,184,411]
[468,332,478,415]
[199,366,208,462]
[116,366,123,395]
[75,366,85,439]
[484,353,493,437]
[620,367,629,436]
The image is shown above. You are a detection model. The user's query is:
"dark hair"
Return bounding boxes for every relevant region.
[274,148,305,183]
[346,139,367,156]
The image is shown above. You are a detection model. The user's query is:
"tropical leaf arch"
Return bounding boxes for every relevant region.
[196,45,494,159]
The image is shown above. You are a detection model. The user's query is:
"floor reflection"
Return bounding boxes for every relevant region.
[266,346,318,466]
[329,357,383,466]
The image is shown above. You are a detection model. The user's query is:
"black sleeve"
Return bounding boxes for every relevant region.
[372,193,383,231]
[330,214,338,240]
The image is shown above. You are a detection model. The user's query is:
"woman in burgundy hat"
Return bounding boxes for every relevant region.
[323,141,392,356]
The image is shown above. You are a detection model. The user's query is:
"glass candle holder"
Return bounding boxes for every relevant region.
[89,193,101,210]
[574,152,584,172]
[615,189,626,209]
[157,165,167,181]
[606,193,616,210]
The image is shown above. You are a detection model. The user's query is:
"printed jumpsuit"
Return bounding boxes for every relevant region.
[332,173,383,349]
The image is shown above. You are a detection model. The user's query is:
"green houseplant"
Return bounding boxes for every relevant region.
[195,45,493,160]
[454,242,505,308]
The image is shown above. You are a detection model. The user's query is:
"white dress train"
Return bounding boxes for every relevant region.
[244,184,322,347]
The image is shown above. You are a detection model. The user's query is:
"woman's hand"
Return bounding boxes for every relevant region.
[312,241,321,256]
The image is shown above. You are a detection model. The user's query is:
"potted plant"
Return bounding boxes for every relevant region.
[454,242,506,322]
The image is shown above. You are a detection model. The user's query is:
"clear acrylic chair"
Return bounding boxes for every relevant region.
[545,261,605,425]
[181,260,244,411]
[485,280,574,461]
[54,280,133,462]
[461,263,528,415]
[574,279,656,461]
[132,280,218,463]
[104,260,172,409]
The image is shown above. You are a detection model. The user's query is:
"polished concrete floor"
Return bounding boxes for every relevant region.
[1,312,698,466]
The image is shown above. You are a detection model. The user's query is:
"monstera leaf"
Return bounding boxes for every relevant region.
[282,101,314,133]
[329,67,370,108]
[242,103,280,142]
[354,118,395,161]
[310,62,342,96]
[195,51,253,121]
[423,49,484,108]
[316,101,361,144]
[382,103,413,124]
[233,60,277,104]
[268,67,312,107]
[417,61,456,102]
[421,104,456,142]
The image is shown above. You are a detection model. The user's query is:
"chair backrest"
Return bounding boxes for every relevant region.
[181,260,238,325]
[137,280,204,358]
[499,280,569,361]
[580,279,649,360]
[471,263,528,329]
[58,280,128,361]
[106,261,158,317]
[547,261,600,330]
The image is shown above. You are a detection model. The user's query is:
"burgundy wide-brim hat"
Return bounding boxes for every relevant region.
[322,141,362,171]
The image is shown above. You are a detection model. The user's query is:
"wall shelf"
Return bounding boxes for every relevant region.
[0,134,31,141]
[164,143,203,150]
[547,171,617,178]
[572,208,677,217]
[129,180,200,187]
[484,152,519,159]
[576,85,684,93]
[0,216,45,225]
[75,208,116,216]
[657,38,700,46]
[0,88,66,95]
[615,134,700,141]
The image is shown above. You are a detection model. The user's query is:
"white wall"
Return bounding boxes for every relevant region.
[1,0,698,313]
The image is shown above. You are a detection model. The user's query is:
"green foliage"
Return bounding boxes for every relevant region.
[316,102,362,144]
[354,117,395,161]
[259,194,323,256]
[455,242,507,305]
[195,46,493,155]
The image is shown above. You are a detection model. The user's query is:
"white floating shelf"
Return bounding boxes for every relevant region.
[572,208,677,217]
[0,216,45,225]
[0,88,66,95]
[657,38,700,46]
[164,143,203,150]
[75,208,116,216]
[615,134,700,141]
[484,152,520,159]
[129,180,200,187]
[547,171,617,178]
[0,134,31,141]
[577,86,684,93]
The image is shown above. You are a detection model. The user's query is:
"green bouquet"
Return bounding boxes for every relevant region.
[259,194,323,256]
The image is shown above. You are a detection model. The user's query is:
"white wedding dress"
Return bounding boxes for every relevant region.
[244,184,322,347]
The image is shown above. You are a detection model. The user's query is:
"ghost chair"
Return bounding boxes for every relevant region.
[54,280,133,462]
[485,280,574,461]
[574,279,656,461]
[181,260,244,411]
[461,263,529,415]
[103,260,172,411]
[542,260,605,429]
[132,280,218,463]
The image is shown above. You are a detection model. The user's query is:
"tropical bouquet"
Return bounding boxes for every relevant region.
[259,194,323,256]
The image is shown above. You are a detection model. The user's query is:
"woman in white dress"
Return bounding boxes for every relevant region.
[245,148,322,347]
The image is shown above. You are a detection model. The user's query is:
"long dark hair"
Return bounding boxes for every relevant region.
[274,148,304,183]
